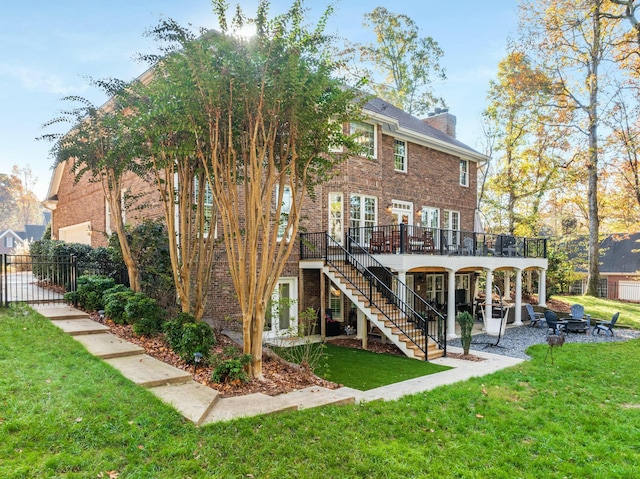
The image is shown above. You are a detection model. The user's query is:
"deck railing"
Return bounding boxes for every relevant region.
[343,224,547,258]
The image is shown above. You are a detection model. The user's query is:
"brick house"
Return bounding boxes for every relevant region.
[44,98,548,360]
[571,233,640,301]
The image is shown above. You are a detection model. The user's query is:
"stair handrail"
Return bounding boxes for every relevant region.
[326,233,446,354]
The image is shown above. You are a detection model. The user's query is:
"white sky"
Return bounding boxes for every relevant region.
[0,0,518,199]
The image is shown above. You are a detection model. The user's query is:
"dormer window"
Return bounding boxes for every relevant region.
[350,121,377,159]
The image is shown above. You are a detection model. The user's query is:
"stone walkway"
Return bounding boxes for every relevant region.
[32,304,524,424]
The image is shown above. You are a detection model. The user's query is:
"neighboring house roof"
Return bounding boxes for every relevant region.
[599,233,640,275]
[24,224,46,242]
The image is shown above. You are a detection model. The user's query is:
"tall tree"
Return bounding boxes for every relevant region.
[125,64,218,320]
[354,7,446,116]
[0,165,42,231]
[483,49,560,236]
[40,80,144,292]
[143,0,365,378]
[519,0,620,295]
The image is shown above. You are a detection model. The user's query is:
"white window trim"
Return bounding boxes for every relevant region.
[459,159,469,187]
[394,139,407,173]
[264,277,298,338]
[328,192,344,245]
[276,184,293,242]
[350,121,377,159]
[391,200,413,225]
[350,193,378,245]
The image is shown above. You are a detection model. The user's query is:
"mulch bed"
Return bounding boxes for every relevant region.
[90,312,338,398]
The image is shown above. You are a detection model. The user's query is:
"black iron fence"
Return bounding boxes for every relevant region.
[1,254,77,306]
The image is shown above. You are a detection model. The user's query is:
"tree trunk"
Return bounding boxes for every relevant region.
[587,0,602,297]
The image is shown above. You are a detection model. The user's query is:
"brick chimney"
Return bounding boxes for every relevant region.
[423,107,456,139]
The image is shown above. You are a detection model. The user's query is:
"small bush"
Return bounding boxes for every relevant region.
[163,313,197,351]
[66,275,116,311]
[125,293,165,337]
[211,347,252,384]
[272,307,326,375]
[456,311,474,355]
[104,290,135,324]
[178,322,216,363]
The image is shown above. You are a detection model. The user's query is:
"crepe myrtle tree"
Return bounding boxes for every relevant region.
[141,0,367,378]
[40,79,144,293]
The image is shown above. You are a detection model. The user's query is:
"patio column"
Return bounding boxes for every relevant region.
[447,269,457,339]
[513,268,523,326]
[504,271,512,299]
[538,268,547,306]
[484,268,494,330]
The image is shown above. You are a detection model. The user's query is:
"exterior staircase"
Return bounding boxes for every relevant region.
[323,260,445,361]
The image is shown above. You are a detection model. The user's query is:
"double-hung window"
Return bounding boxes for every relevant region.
[350,121,377,159]
[194,177,215,237]
[459,159,469,187]
[276,184,293,241]
[394,139,407,172]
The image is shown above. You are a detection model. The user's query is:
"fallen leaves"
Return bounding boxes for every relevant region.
[89,312,338,398]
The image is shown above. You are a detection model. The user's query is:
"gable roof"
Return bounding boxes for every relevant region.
[24,224,46,242]
[0,229,24,241]
[363,98,488,163]
[599,233,640,274]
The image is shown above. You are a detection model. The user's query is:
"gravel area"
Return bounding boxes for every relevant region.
[448,323,640,360]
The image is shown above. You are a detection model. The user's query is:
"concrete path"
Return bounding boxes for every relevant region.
[32,304,525,425]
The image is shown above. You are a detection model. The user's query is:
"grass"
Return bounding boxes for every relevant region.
[553,295,640,329]
[316,343,450,390]
[3,303,640,478]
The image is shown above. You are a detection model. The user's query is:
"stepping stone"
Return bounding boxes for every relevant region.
[74,332,144,359]
[277,386,356,410]
[105,354,192,388]
[50,318,110,335]
[32,304,89,320]
[201,393,298,424]
[151,381,219,425]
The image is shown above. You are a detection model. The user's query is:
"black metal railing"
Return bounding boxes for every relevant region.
[344,224,547,258]
[325,234,446,357]
[1,254,77,306]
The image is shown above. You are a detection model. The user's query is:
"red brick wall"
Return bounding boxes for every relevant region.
[52,160,164,248]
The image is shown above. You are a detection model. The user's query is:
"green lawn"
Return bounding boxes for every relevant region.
[3,303,640,478]
[553,295,640,329]
[317,343,450,390]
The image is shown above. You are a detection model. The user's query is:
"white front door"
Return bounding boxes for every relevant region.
[264,278,298,338]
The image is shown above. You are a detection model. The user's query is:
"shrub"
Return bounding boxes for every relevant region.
[109,219,175,310]
[163,313,197,351]
[104,290,135,324]
[211,347,252,384]
[272,307,326,375]
[177,322,216,364]
[456,311,474,355]
[124,293,165,337]
[65,275,116,311]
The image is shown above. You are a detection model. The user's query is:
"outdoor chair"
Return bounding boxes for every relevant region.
[570,304,591,327]
[526,303,545,327]
[461,237,475,255]
[369,230,386,254]
[543,310,565,336]
[409,235,424,253]
[592,312,620,336]
[423,230,435,252]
